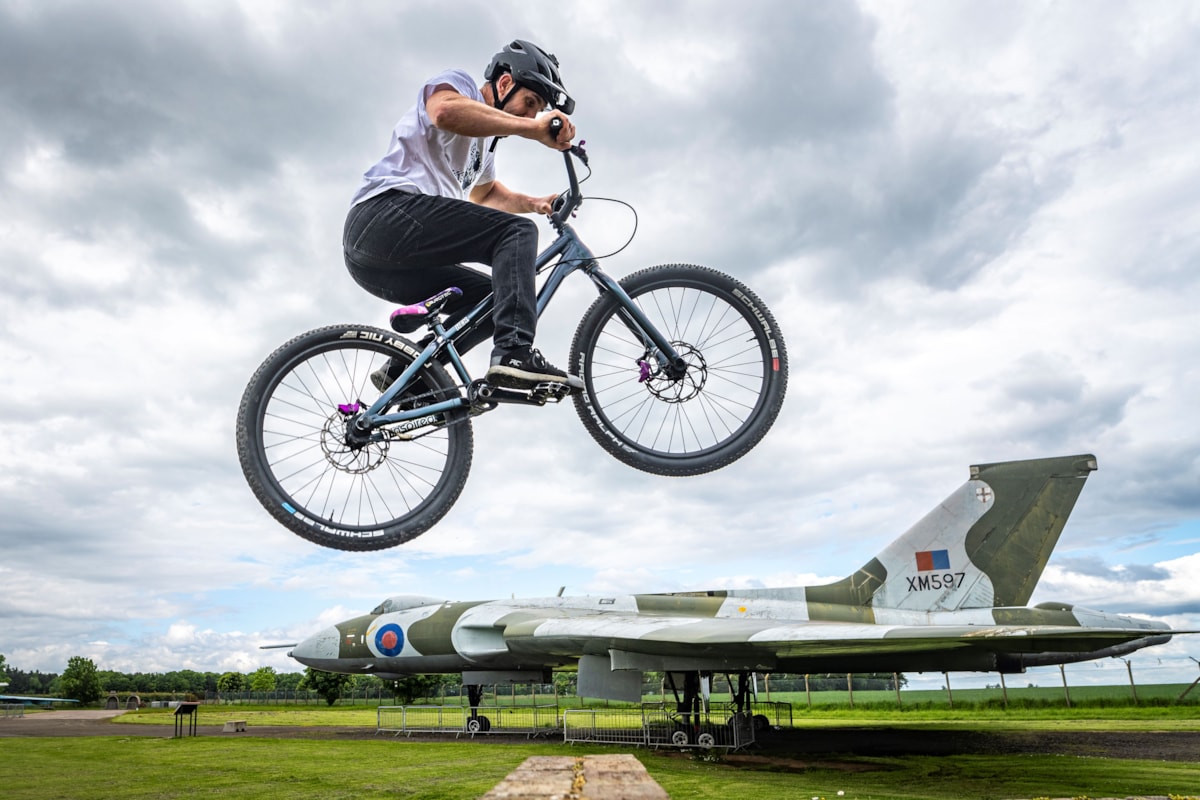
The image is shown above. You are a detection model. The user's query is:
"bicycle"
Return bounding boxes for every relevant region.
[236,125,789,551]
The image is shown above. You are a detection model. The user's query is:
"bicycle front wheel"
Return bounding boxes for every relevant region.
[236,324,473,551]
[570,264,787,476]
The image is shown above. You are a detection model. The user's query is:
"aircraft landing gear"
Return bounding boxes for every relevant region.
[665,671,706,745]
[665,669,766,748]
[726,671,771,733]
[464,684,491,733]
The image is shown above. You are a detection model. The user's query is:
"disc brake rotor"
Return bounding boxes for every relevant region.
[320,409,389,473]
[643,342,706,403]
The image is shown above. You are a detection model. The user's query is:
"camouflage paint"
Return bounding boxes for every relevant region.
[333,614,378,659]
[965,454,1095,607]
[406,602,485,655]
[804,558,886,622]
[635,593,726,617]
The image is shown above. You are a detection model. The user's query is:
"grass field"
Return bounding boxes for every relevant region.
[3,733,1198,799]
[107,699,1200,735]
[104,680,1199,711]
[758,681,1199,709]
[106,681,1200,732]
[6,689,1197,799]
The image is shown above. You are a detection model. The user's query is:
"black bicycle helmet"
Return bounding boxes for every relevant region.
[484,39,575,115]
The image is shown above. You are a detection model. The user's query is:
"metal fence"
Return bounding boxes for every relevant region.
[2,704,24,719]
[749,700,793,729]
[373,700,789,751]
[562,707,652,748]
[562,704,759,751]
[377,704,561,738]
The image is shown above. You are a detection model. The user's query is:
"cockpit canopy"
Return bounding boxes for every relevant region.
[370,595,445,615]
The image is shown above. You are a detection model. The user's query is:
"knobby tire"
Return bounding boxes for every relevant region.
[570,264,788,476]
[235,324,473,551]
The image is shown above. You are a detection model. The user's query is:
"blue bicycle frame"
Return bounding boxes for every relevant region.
[353,221,686,438]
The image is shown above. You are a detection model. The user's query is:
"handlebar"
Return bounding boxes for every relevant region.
[548,117,587,229]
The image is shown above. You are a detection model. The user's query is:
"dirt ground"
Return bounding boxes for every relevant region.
[2,709,1197,764]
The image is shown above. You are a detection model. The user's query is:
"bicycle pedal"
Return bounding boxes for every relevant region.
[530,382,572,402]
[481,386,542,406]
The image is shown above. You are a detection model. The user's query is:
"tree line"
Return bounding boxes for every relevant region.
[0,653,299,703]
[2,653,905,706]
[0,653,446,706]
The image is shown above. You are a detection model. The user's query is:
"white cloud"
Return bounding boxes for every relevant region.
[1039,552,1200,616]
[0,0,1197,683]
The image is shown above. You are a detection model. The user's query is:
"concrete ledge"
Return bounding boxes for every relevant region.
[482,754,668,799]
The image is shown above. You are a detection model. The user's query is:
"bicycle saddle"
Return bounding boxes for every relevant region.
[389,287,463,333]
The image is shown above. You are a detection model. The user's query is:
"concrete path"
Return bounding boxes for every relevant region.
[481,755,669,800]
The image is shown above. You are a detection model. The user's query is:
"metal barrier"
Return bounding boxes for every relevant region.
[563,704,757,751]
[376,701,786,750]
[377,705,561,738]
[2,704,25,719]
[748,701,793,729]
[562,707,651,748]
[378,705,466,735]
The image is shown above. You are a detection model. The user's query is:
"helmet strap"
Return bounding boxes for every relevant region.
[490,75,515,112]
[487,74,517,152]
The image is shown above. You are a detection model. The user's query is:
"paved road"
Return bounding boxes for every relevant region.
[0,709,377,739]
[9,709,127,721]
[1,709,166,737]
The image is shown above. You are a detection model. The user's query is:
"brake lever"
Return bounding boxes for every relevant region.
[548,118,588,164]
[570,140,588,165]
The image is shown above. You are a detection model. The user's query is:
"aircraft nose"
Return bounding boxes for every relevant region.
[290,626,341,668]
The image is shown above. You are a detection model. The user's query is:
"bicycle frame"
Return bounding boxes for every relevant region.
[351,149,688,440]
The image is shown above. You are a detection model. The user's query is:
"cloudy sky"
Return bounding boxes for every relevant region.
[2,0,1198,689]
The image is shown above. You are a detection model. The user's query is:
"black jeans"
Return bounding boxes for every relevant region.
[342,190,540,358]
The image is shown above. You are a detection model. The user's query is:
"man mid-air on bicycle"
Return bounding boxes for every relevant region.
[343,39,583,394]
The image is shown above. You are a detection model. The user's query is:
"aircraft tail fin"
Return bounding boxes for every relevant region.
[805,454,1097,617]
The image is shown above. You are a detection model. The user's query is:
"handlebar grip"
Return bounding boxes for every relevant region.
[548,116,588,165]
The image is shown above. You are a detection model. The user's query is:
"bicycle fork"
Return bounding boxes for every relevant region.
[539,228,688,381]
[584,268,689,382]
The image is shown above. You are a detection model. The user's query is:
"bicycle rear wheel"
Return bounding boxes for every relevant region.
[236,324,472,551]
[570,264,787,476]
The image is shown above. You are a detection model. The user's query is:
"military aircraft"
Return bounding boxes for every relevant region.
[289,454,1184,723]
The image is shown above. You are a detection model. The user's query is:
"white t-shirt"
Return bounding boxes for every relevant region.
[350,69,497,206]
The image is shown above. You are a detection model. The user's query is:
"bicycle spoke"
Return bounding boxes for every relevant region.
[595,311,763,453]
[252,339,458,533]
[573,267,784,471]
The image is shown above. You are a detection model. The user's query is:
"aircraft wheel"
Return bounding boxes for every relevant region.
[697,732,716,749]
[670,729,689,746]
[466,715,491,733]
[752,713,771,732]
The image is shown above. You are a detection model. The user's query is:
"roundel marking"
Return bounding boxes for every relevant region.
[374,623,405,657]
